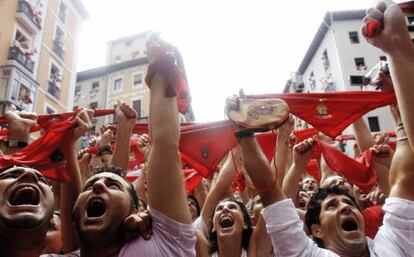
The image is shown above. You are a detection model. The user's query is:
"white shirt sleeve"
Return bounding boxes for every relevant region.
[373,197,414,256]
[262,199,339,257]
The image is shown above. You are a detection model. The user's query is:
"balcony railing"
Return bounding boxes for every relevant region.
[16,0,42,33]
[52,40,65,61]
[47,81,61,99]
[8,46,34,73]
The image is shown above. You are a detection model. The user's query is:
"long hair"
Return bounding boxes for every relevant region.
[208,198,253,253]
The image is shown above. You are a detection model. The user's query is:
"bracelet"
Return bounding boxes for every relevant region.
[235,130,254,141]
[397,136,408,142]
[6,140,28,148]
[97,145,113,156]
[397,123,404,132]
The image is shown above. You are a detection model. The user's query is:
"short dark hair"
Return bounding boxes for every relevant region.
[187,195,200,217]
[208,198,253,253]
[92,164,139,210]
[305,186,360,248]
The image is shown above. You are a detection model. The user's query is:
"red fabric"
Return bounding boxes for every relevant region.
[179,120,238,177]
[232,171,246,192]
[399,1,414,14]
[248,92,396,138]
[318,141,377,192]
[305,159,320,182]
[366,21,382,38]
[362,205,384,239]
[0,112,79,182]
[125,168,203,194]
[335,131,397,141]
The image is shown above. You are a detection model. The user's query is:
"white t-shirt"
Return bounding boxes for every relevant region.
[262,197,414,257]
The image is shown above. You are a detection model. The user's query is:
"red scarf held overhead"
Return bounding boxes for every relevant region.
[0,112,80,182]
[248,92,396,138]
[318,141,377,192]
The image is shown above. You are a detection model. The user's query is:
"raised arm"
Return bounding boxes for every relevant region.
[353,118,376,153]
[363,0,414,200]
[282,138,314,202]
[363,0,414,151]
[145,36,191,224]
[61,109,94,252]
[111,101,137,172]
[200,148,239,227]
[272,117,294,187]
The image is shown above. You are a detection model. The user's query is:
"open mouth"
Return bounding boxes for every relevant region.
[86,199,106,218]
[341,218,359,232]
[219,216,234,228]
[9,186,40,206]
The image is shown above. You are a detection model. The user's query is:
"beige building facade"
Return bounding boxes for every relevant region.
[75,31,195,135]
[0,0,88,116]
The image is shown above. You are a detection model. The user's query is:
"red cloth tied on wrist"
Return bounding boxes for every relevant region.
[318,141,377,192]
[145,48,191,114]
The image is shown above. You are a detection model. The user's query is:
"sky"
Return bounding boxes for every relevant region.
[76,0,374,122]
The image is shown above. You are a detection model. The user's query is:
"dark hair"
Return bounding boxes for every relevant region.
[92,164,140,210]
[187,195,201,217]
[305,186,360,248]
[208,198,253,253]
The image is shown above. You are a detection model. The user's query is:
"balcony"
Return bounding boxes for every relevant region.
[16,0,42,34]
[47,81,61,100]
[7,46,35,73]
[52,40,65,61]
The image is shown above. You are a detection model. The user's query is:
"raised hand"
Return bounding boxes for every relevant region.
[293,138,315,167]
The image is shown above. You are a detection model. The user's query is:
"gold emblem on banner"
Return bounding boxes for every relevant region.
[315,98,332,119]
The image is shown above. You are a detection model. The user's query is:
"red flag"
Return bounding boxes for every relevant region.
[248,92,396,138]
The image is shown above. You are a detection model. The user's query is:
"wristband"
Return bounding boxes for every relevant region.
[397,123,404,132]
[235,130,254,141]
[6,140,28,148]
[98,145,113,156]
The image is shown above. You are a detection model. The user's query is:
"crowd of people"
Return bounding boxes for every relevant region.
[0,1,413,256]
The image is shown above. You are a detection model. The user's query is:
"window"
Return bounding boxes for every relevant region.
[133,73,143,87]
[92,81,99,90]
[131,51,140,58]
[350,75,364,85]
[53,26,65,60]
[322,50,330,70]
[408,16,414,25]
[89,102,98,109]
[58,2,67,23]
[45,106,55,114]
[132,99,142,119]
[114,55,121,63]
[380,56,387,61]
[74,85,81,96]
[348,31,359,43]
[309,72,316,90]
[368,117,380,132]
[113,78,122,91]
[125,40,133,47]
[354,58,366,70]
[48,63,62,99]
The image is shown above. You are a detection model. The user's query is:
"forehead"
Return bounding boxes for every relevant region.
[321,194,353,206]
[2,166,44,177]
[86,172,129,187]
[322,175,346,186]
[216,200,241,210]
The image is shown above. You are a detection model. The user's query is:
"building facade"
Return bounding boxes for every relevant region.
[75,31,195,135]
[0,0,88,116]
[285,9,414,140]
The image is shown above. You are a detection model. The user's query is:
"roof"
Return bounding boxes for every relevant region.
[297,9,366,74]
[70,0,90,20]
[107,31,151,45]
[76,57,149,82]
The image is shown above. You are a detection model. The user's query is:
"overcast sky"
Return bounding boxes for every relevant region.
[77,0,377,122]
